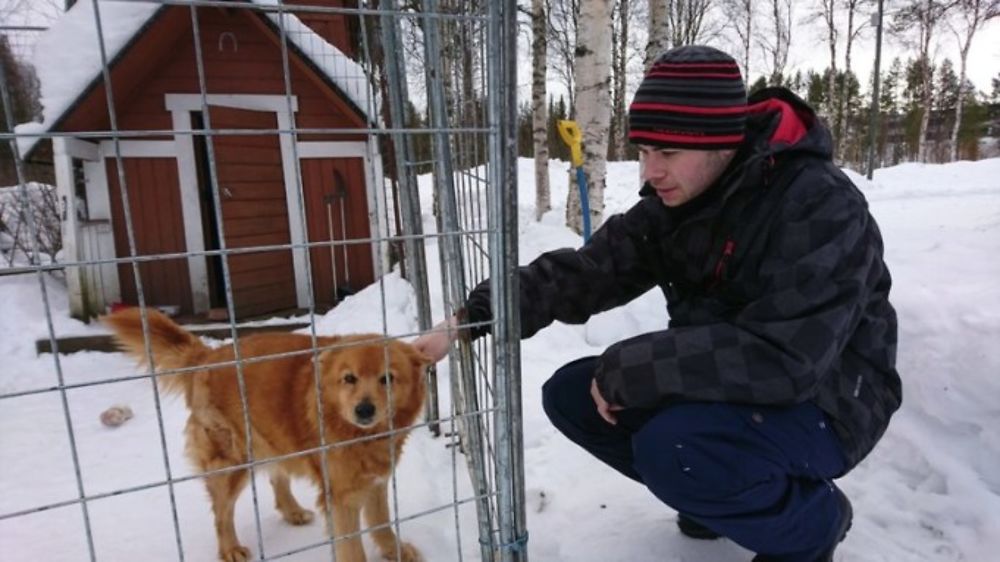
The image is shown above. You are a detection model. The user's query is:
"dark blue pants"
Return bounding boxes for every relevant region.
[542,357,848,561]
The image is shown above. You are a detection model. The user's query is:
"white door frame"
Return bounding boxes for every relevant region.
[166,94,383,313]
[56,138,181,317]
[167,94,313,311]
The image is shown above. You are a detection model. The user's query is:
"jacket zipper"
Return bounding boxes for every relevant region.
[710,238,736,288]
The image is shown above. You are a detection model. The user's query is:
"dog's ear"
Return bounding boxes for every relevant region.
[406,344,432,373]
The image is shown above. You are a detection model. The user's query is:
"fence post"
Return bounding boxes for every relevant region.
[488,0,528,560]
[377,1,440,435]
[420,0,498,559]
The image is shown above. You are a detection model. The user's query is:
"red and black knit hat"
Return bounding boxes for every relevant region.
[628,45,747,150]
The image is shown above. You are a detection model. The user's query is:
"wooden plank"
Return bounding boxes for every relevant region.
[108,158,192,314]
[209,144,283,165]
[233,284,298,314]
[220,199,288,219]
[225,249,290,270]
[214,165,285,185]
[225,230,292,247]
[35,321,311,355]
[230,258,295,286]
[223,216,289,238]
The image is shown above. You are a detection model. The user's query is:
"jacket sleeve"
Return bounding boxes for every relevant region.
[595,179,883,408]
[464,199,662,340]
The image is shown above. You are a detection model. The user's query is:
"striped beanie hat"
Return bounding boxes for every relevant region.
[628,45,747,150]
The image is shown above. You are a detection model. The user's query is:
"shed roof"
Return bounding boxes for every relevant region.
[15,0,374,158]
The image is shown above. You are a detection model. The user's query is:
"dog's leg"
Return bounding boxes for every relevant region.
[329,497,366,562]
[363,481,423,562]
[270,471,314,525]
[189,414,251,562]
[204,468,250,562]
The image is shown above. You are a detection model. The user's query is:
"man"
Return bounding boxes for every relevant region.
[414,45,901,561]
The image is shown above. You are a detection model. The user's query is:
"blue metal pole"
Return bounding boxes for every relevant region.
[575,167,591,242]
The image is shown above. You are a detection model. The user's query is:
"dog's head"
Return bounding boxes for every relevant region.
[320,336,429,430]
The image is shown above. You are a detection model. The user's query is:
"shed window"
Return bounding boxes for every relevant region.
[72,158,89,221]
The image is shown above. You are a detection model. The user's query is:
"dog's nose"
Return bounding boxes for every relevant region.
[355,401,375,420]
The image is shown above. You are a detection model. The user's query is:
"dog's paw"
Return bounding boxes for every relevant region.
[383,542,423,562]
[282,507,315,525]
[219,545,251,562]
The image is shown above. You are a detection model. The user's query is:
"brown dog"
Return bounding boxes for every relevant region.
[103,308,428,562]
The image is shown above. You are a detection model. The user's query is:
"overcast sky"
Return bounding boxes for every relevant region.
[7,1,999,107]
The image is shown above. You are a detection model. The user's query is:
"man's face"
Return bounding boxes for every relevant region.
[638,145,733,207]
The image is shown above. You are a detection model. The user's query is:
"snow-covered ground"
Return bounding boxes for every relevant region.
[2,157,999,561]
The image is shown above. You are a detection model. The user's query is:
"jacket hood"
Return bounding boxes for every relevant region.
[745,86,833,160]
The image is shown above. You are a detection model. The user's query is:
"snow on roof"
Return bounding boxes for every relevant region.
[14,0,374,158]
[14,1,160,156]
[251,0,376,119]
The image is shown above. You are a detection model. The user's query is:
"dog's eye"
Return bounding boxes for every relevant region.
[380,373,394,385]
[343,373,357,384]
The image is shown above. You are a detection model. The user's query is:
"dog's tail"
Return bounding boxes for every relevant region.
[102,308,209,398]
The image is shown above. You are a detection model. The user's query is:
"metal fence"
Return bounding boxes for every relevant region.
[0,1,524,561]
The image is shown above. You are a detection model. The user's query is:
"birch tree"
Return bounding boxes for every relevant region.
[719,0,754,81]
[645,0,670,70]
[666,0,716,47]
[947,0,999,161]
[532,0,551,220]
[548,0,580,110]
[566,0,612,235]
[835,0,872,159]
[892,1,953,162]
[610,0,631,161]
[811,0,839,125]
[760,0,793,85]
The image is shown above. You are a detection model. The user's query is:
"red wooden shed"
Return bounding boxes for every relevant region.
[23,1,387,320]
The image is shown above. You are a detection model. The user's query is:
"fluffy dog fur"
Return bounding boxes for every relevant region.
[103,308,429,562]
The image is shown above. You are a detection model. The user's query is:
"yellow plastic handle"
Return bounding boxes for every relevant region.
[556,120,584,167]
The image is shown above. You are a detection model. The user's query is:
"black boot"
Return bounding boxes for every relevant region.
[752,487,853,562]
[677,514,722,540]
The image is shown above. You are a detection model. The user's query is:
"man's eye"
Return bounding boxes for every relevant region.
[343,373,357,384]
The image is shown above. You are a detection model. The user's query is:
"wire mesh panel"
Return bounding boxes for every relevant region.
[0,1,523,561]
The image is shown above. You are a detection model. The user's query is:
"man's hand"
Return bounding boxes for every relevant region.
[412,316,459,363]
[590,378,623,425]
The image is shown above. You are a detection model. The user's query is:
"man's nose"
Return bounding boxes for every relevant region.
[642,154,665,182]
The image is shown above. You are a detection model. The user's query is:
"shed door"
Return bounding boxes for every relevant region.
[301,157,375,308]
[108,157,193,314]
[206,106,296,319]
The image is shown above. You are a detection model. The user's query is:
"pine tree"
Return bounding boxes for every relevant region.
[787,70,805,98]
[902,57,934,161]
[956,86,987,159]
[0,36,42,185]
[936,58,959,112]
[806,70,827,110]
[878,58,904,166]
[903,57,933,108]
[548,96,570,162]
[750,75,769,94]
[881,58,903,115]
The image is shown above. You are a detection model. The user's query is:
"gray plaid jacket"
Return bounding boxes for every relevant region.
[466,88,901,469]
